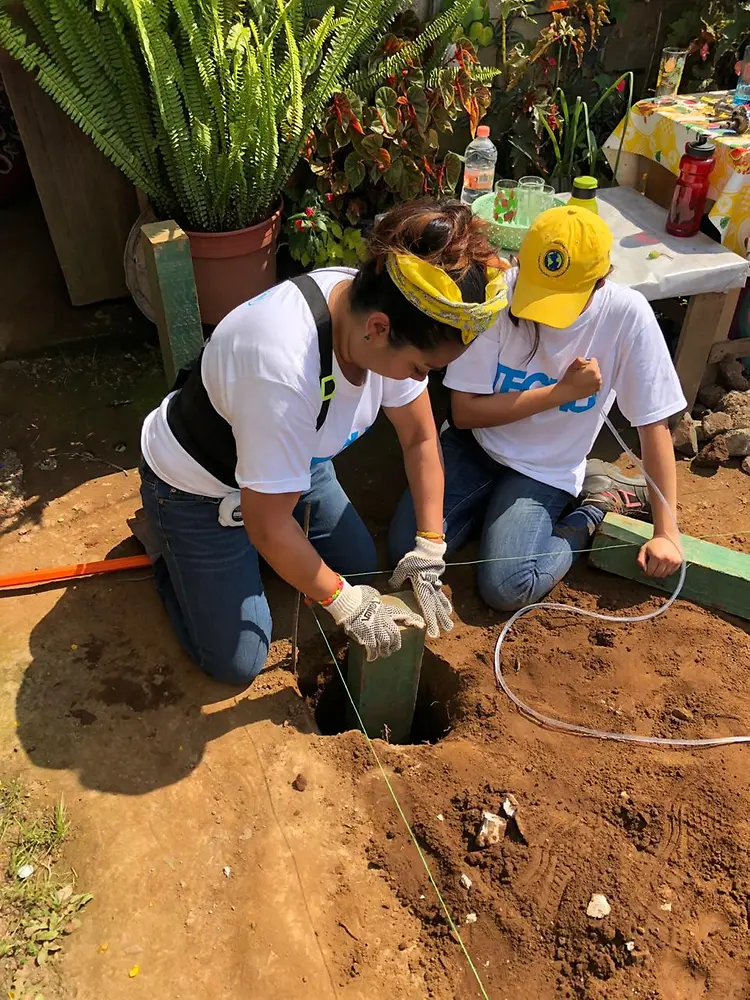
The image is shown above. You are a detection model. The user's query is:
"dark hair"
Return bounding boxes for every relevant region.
[509,267,613,362]
[350,200,502,351]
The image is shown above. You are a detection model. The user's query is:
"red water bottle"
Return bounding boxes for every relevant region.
[665,134,716,238]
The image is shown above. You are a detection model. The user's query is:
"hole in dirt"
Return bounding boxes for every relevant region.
[299,644,463,745]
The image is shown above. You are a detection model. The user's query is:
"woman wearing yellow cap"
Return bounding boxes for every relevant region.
[139,201,506,682]
[390,205,685,611]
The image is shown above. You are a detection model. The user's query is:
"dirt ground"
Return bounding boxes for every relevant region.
[1,341,749,1000]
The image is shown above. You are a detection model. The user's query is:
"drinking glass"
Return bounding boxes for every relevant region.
[656,47,687,97]
[493,179,518,224]
[517,176,545,227]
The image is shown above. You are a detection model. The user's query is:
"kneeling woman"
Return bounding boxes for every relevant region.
[139,201,507,683]
[390,205,686,611]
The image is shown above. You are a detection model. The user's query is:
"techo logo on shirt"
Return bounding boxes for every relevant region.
[310,427,370,467]
[493,362,597,414]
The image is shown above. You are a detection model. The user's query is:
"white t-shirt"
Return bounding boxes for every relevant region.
[444,271,686,496]
[141,268,426,497]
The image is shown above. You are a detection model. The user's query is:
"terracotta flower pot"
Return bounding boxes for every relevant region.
[186,203,282,325]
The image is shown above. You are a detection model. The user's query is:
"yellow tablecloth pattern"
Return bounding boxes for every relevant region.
[605,92,750,260]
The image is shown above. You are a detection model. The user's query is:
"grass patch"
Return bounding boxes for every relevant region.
[0,781,91,999]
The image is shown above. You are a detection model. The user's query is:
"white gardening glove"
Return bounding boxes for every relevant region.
[389,536,454,639]
[324,580,424,662]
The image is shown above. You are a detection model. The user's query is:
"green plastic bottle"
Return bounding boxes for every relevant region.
[568,176,599,214]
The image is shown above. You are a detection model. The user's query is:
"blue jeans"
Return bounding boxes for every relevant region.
[389,426,604,612]
[140,461,376,685]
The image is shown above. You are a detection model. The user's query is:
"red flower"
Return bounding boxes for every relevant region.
[700,42,710,61]
[547,56,557,67]
[304,207,314,217]
[326,193,335,202]
[615,79,626,92]
[294,219,305,230]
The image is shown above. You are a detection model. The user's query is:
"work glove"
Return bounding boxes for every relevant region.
[324,581,424,662]
[389,537,454,639]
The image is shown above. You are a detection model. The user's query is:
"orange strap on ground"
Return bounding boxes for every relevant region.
[0,554,152,592]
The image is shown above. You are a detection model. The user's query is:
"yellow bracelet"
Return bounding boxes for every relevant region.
[417,530,446,541]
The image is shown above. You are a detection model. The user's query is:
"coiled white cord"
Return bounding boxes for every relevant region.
[494,413,750,748]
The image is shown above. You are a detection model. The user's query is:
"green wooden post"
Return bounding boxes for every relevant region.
[345,591,426,743]
[141,221,204,384]
[589,513,750,621]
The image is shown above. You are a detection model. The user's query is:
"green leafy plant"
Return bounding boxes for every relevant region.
[0,0,479,232]
[538,71,633,187]
[283,6,495,268]
[287,191,368,267]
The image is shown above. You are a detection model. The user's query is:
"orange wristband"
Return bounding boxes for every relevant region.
[417,530,446,541]
[318,575,344,608]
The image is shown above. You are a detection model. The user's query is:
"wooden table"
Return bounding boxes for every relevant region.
[594,187,749,411]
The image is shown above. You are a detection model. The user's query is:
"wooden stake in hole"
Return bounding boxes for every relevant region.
[291,502,312,673]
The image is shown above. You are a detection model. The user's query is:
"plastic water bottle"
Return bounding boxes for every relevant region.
[460,125,497,206]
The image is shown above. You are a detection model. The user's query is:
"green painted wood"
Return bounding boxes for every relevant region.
[589,513,750,621]
[141,221,203,384]
[345,591,425,743]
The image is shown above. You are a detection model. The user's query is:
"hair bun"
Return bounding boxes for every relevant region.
[369,199,497,280]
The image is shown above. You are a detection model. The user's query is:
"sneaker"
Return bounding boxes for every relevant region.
[579,459,652,519]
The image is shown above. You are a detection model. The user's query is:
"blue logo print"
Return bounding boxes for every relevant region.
[311,426,371,467]
[544,249,565,272]
[493,363,597,414]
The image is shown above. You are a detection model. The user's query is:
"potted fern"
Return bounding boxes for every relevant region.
[0,0,482,323]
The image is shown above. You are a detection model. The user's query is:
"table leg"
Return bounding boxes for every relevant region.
[673,288,741,411]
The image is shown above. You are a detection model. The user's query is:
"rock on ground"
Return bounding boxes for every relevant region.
[698,384,727,410]
[694,435,730,468]
[718,357,750,392]
[671,413,698,456]
[719,390,750,429]
[702,411,734,439]
[742,456,750,475]
[725,429,750,458]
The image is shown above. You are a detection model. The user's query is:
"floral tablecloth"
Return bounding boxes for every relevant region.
[604,92,750,260]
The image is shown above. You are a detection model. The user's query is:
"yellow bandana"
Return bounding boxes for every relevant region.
[385,252,508,344]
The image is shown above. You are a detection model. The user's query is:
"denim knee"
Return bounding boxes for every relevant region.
[387,490,418,566]
[196,626,270,687]
[477,566,544,613]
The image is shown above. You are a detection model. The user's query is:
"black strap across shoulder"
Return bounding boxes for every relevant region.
[166,274,336,489]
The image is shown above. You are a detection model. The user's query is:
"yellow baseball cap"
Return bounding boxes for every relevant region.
[512,205,613,328]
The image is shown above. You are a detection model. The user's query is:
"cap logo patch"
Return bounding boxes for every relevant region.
[539,245,570,278]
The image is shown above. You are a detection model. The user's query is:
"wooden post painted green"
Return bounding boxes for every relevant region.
[141,221,204,384]
[590,513,750,621]
[345,591,425,743]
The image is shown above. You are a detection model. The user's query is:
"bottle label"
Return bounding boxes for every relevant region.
[463,169,494,191]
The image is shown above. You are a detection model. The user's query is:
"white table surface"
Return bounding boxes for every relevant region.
[585,187,749,301]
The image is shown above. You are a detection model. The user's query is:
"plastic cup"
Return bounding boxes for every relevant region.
[493,180,518,224]
[656,48,687,97]
[517,176,545,227]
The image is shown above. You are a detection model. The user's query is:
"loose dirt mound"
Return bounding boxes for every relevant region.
[311,565,750,1000]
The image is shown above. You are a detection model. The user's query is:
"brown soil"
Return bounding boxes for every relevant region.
[1,342,749,999]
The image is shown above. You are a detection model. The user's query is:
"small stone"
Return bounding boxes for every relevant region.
[742,456,750,476]
[719,390,750,429]
[671,413,698,456]
[694,435,730,468]
[625,940,636,952]
[465,912,478,924]
[16,864,34,880]
[502,794,519,819]
[292,773,308,792]
[660,901,672,912]
[725,428,750,457]
[702,411,733,438]
[436,814,444,822]
[460,873,473,891]
[39,457,58,471]
[718,357,750,392]
[698,384,726,410]
[671,707,694,723]
[476,811,506,848]
[586,894,611,919]
[222,866,232,878]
